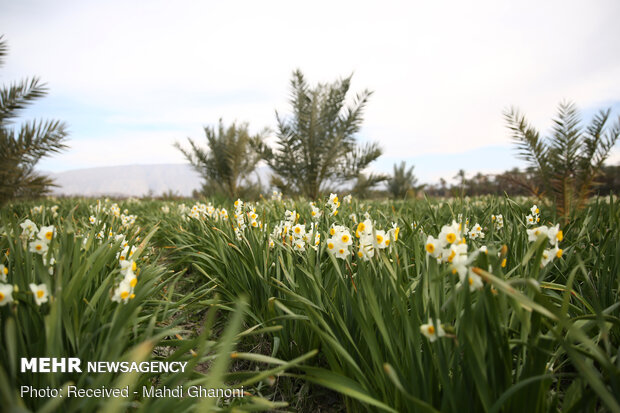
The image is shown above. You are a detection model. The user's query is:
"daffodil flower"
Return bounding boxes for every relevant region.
[20,219,38,239]
[29,240,49,255]
[0,283,14,306]
[420,319,446,342]
[29,283,49,306]
[0,264,8,283]
[38,225,55,242]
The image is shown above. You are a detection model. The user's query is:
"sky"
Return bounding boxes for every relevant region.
[1,0,619,184]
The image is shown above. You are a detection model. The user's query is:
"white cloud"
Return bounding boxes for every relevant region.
[1,0,619,173]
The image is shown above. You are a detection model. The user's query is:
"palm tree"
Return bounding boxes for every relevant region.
[175,119,265,199]
[0,35,69,206]
[504,101,619,218]
[387,161,418,199]
[453,169,467,198]
[438,178,448,197]
[254,69,382,199]
[351,172,388,198]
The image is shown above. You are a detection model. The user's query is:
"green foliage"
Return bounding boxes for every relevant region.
[387,161,418,199]
[175,119,265,200]
[597,164,620,194]
[147,194,620,412]
[0,201,311,412]
[504,101,619,218]
[255,69,383,199]
[0,35,69,206]
[350,172,388,198]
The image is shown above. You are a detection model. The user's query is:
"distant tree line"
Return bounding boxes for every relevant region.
[422,165,620,198]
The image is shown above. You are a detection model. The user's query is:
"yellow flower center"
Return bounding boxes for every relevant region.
[385,239,390,246]
[357,251,363,258]
[447,250,456,263]
[0,292,4,301]
[557,231,563,241]
[501,258,507,268]
[46,232,53,240]
[37,290,44,298]
[468,277,474,285]
[341,235,350,243]
[132,261,137,271]
[130,278,137,287]
[427,325,435,335]
[120,291,129,299]
[311,211,316,216]
[295,227,301,234]
[556,249,563,258]
[2,267,7,275]
[426,243,435,253]
[327,243,334,250]
[36,245,42,251]
[535,208,539,214]
[330,228,335,236]
[446,233,456,243]
[376,235,384,244]
[129,293,136,299]
[339,248,345,254]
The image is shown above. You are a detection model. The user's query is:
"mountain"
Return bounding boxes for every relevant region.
[47,164,202,197]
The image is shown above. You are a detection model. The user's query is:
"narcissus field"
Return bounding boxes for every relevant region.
[1,194,619,412]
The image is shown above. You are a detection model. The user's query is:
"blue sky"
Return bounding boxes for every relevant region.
[1,0,619,184]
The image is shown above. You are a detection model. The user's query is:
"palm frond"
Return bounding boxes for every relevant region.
[549,101,582,174]
[0,35,68,205]
[262,70,377,198]
[175,119,264,199]
[0,35,7,68]
[387,161,418,198]
[503,107,550,186]
[0,77,48,123]
[506,101,619,218]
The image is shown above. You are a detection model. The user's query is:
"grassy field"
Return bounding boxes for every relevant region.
[1,194,618,412]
